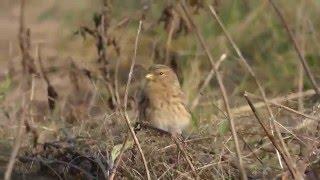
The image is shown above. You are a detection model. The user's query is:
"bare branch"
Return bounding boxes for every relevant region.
[229,89,316,116]
[36,45,58,111]
[191,54,227,110]
[121,20,151,180]
[4,103,26,180]
[246,92,319,122]
[109,132,130,180]
[244,93,303,179]
[208,4,290,169]
[171,135,199,179]
[179,2,247,179]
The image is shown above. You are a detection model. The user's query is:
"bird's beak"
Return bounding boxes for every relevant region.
[145,73,154,80]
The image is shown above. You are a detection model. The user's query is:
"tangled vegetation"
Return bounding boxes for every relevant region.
[0,0,320,179]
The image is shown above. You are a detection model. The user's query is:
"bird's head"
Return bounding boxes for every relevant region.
[145,64,180,89]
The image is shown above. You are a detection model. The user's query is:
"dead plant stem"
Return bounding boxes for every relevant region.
[122,20,151,180]
[244,93,303,179]
[109,132,130,180]
[208,4,291,170]
[179,2,247,179]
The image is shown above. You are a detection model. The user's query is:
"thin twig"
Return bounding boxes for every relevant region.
[179,2,247,179]
[228,89,316,116]
[37,45,50,85]
[159,136,213,152]
[109,132,130,180]
[20,156,94,179]
[4,101,26,180]
[121,20,151,180]
[18,0,36,76]
[244,135,291,159]
[268,0,320,96]
[298,64,304,112]
[297,16,305,112]
[137,122,199,179]
[95,155,109,179]
[24,75,39,147]
[157,162,173,180]
[114,57,121,108]
[191,53,227,110]
[208,5,292,169]
[246,92,319,122]
[197,136,291,172]
[171,135,199,179]
[37,44,58,111]
[123,20,142,110]
[165,13,175,65]
[244,93,303,179]
[238,134,264,166]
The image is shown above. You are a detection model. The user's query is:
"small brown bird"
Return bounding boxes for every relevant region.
[138,64,198,176]
[138,64,191,135]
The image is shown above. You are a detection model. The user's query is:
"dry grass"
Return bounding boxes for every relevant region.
[0,0,320,179]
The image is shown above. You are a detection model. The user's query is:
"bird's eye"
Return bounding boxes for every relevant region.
[159,72,164,75]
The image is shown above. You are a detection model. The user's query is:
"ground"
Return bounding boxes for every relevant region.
[1,0,320,179]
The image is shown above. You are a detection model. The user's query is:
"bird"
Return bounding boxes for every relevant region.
[137,64,198,177]
[138,64,191,136]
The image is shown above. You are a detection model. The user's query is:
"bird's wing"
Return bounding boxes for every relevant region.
[182,102,198,127]
[179,91,199,128]
[178,91,191,114]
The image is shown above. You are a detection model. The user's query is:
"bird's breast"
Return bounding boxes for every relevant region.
[146,99,191,134]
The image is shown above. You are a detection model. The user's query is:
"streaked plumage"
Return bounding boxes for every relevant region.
[138,64,191,134]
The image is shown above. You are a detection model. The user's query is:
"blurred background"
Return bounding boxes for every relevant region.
[1,0,319,96]
[0,0,320,179]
